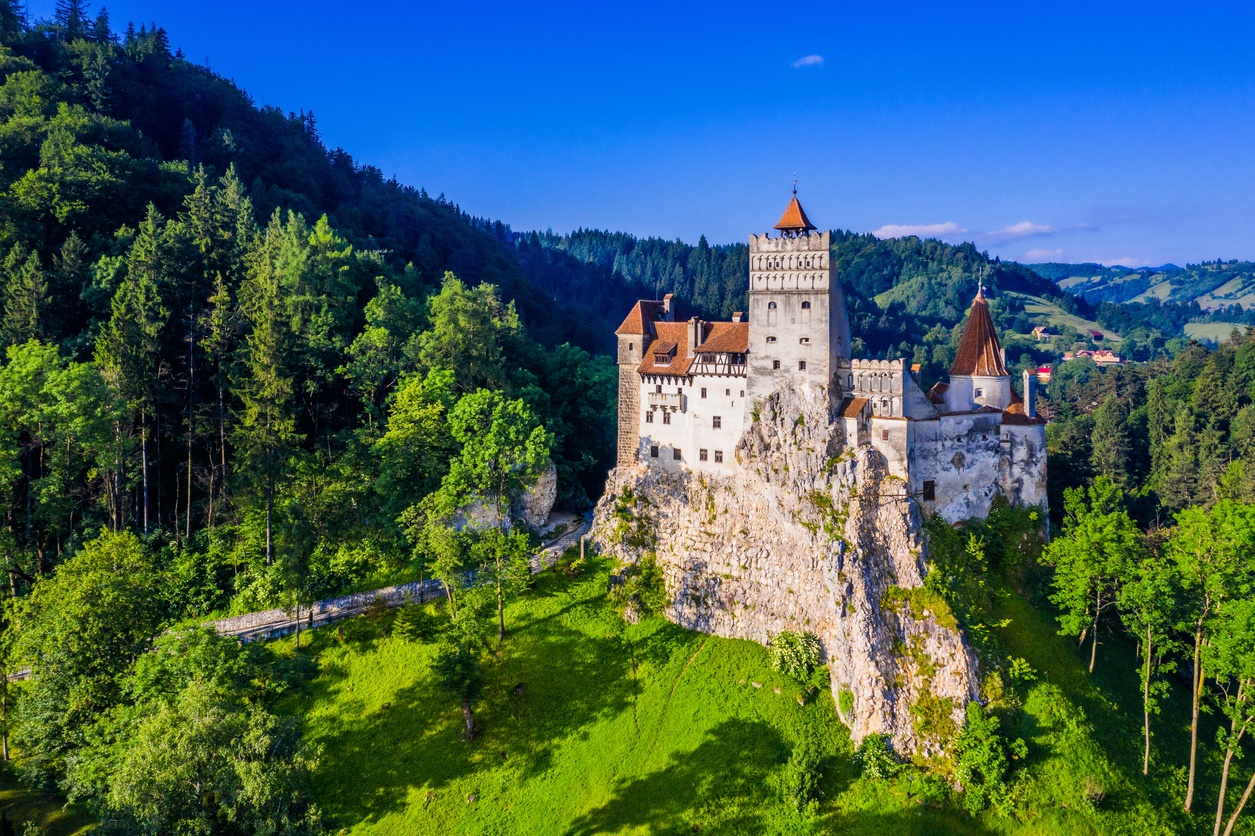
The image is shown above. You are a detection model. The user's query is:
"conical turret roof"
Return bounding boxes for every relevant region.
[949,288,1009,376]
[774,194,817,233]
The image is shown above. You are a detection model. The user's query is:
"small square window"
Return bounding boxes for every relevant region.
[740,390,745,398]
[798,360,807,371]
[663,412,671,425]
[713,416,722,429]
[677,387,683,394]
[773,360,781,370]
[714,450,724,463]
[881,429,889,441]
[922,480,936,501]
[645,411,654,423]
[801,300,811,309]
[655,385,662,393]
[701,387,707,399]
[725,389,731,396]
[767,336,777,343]
[799,337,810,344]
[650,445,659,458]
[673,448,682,461]
[974,387,984,398]
[699,449,708,461]
[629,342,634,351]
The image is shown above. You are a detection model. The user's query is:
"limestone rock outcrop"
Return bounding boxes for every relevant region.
[592,384,979,757]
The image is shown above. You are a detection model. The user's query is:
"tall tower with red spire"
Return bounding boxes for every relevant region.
[745,188,851,405]
[945,286,1013,411]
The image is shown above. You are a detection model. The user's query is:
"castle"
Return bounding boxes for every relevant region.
[613,193,1047,522]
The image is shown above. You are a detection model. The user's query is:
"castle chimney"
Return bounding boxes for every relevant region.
[732,311,743,323]
[687,316,700,350]
[662,293,675,321]
[1022,369,1037,418]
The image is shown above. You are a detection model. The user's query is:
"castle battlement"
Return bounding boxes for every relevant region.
[611,193,1047,522]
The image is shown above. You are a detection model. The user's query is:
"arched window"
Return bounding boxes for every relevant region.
[768,301,777,309]
[801,301,811,309]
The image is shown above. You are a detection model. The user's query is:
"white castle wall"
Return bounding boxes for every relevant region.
[638,375,746,476]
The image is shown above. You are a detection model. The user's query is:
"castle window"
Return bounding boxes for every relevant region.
[656,385,662,393]
[699,449,708,462]
[974,387,984,398]
[766,336,777,343]
[663,411,671,425]
[799,337,810,344]
[922,480,936,501]
[650,445,659,458]
[701,387,707,399]
[677,387,683,394]
[801,301,811,309]
[673,449,682,461]
[740,390,745,398]
[714,450,724,463]
[882,429,890,441]
[629,343,634,351]
[725,389,731,397]
[645,411,654,423]
[773,360,781,370]
[713,416,722,429]
[768,301,777,309]
[799,361,807,371]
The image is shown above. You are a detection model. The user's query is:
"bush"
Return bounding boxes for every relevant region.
[393,603,436,642]
[769,631,821,682]
[780,734,823,811]
[954,702,1025,815]
[609,554,667,619]
[852,733,899,780]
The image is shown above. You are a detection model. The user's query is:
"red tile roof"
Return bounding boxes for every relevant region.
[637,322,694,376]
[838,396,870,418]
[950,289,1009,377]
[615,300,666,336]
[774,195,817,232]
[927,381,949,404]
[694,322,749,354]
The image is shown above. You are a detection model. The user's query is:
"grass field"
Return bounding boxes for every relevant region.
[0,766,93,835]
[276,560,1252,836]
[1004,292,1121,341]
[1184,322,1246,344]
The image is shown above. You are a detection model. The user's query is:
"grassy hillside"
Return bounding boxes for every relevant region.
[259,560,1236,835]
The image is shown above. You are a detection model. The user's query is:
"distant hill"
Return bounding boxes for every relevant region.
[1033,260,1255,310]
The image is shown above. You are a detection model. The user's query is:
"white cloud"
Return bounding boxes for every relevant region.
[1024,248,1065,261]
[987,220,1056,241]
[871,221,967,240]
[791,54,824,69]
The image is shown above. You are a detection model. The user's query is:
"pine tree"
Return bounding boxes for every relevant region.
[1090,395,1132,492]
[234,211,300,565]
[0,246,48,347]
[54,0,88,41]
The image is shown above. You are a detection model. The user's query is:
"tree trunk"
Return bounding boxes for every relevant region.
[1089,590,1100,673]
[497,577,505,644]
[141,407,150,535]
[1223,768,1255,836]
[1216,696,1250,836]
[1188,628,1204,812]
[1143,626,1152,775]
[294,601,301,650]
[265,464,273,566]
[461,698,475,741]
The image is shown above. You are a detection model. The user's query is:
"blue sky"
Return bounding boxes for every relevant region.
[24,1,1255,266]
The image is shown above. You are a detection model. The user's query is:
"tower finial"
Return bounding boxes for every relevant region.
[792,172,797,196]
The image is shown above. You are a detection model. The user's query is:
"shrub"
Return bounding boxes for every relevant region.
[769,631,821,681]
[780,733,823,811]
[609,554,667,619]
[954,701,1025,815]
[852,733,899,780]
[393,603,435,642]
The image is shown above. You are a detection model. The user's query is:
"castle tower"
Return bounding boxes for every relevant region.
[614,295,674,466]
[946,287,1012,411]
[746,191,851,405]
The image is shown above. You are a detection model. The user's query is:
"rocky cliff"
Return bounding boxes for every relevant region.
[592,384,980,757]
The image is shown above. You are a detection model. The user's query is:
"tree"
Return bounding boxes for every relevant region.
[1209,598,1255,836]
[1168,500,1255,812]
[1045,477,1140,673]
[955,701,1025,815]
[417,274,528,395]
[1,246,48,347]
[10,530,164,786]
[1090,395,1132,492]
[1118,547,1181,774]
[443,389,551,641]
[234,211,301,565]
[433,600,488,742]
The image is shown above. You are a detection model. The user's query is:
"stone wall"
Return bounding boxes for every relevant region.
[592,382,979,757]
[617,334,643,467]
